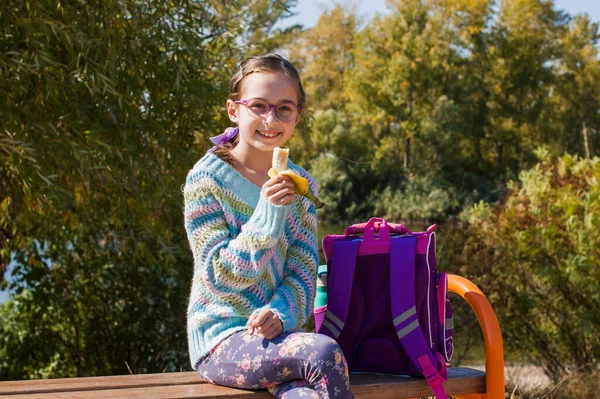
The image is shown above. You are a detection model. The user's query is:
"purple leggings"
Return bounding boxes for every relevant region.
[196,330,354,399]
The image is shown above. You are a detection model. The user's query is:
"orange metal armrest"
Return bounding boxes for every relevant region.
[448,274,505,399]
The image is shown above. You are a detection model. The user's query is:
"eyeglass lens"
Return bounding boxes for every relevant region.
[245,99,298,122]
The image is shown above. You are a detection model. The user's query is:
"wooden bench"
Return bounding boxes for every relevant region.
[0,275,504,399]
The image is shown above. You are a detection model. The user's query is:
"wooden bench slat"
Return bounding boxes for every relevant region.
[0,372,203,396]
[1,384,271,399]
[351,367,486,398]
[0,368,485,399]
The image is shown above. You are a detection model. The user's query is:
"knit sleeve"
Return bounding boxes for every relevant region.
[184,174,290,295]
[255,180,319,332]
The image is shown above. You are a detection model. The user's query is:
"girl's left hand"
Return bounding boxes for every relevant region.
[247,309,283,339]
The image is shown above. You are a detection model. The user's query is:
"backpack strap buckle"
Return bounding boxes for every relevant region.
[418,354,448,399]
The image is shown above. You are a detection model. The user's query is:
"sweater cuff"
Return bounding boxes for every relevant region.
[247,194,290,239]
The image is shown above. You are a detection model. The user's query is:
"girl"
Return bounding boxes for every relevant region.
[183,53,353,398]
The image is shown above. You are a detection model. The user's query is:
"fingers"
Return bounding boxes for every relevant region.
[251,309,271,327]
[252,313,265,327]
[254,311,283,340]
[246,313,258,335]
[248,310,283,339]
[259,319,282,339]
[263,174,293,190]
[262,175,295,205]
[264,182,294,198]
[248,309,269,336]
[277,194,294,205]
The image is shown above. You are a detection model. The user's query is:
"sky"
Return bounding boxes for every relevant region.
[280,0,600,29]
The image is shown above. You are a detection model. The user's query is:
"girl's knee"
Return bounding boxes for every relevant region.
[304,334,353,398]
[312,334,344,363]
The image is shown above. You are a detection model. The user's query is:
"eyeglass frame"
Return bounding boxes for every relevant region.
[234,98,303,122]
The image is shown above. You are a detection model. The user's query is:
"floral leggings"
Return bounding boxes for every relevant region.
[196,330,354,399]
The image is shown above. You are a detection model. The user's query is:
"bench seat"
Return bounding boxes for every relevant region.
[0,274,503,399]
[0,367,485,398]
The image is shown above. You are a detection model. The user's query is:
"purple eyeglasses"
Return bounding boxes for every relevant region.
[235,98,303,122]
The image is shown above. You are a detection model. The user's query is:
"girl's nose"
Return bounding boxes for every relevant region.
[263,107,279,124]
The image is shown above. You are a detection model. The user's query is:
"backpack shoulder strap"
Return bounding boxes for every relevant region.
[390,235,449,399]
[320,238,360,339]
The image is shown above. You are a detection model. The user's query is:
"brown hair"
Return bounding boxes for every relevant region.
[213,53,306,164]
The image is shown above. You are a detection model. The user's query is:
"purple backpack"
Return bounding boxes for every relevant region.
[314,218,454,398]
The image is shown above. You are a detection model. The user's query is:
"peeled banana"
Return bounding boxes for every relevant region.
[268,147,325,209]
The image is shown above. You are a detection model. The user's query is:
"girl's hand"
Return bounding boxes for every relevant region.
[262,175,295,205]
[246,309,283,339]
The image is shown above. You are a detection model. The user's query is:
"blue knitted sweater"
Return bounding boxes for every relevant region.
[183,152,319,369]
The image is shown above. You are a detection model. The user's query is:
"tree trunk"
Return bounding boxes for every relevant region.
[583,122,591,160]
[496,142,503,169]
[405,88,413,171]
[404,137,411,171]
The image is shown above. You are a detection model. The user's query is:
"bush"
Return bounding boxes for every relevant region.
[371,174,460,223]
[463,149,600,381]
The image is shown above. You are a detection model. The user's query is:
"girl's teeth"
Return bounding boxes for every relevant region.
[258,131,279,138]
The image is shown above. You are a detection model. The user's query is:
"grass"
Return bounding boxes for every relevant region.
[412,370,600,399]
[505,369,600,399]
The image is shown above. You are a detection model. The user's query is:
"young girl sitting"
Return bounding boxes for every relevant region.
[183,53,353,398]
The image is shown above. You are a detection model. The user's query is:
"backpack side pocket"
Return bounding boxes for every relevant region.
[437,272,454,362]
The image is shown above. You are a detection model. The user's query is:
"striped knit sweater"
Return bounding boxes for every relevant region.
[184,152,319,369]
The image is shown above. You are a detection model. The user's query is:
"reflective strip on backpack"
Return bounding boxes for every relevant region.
[322,320,342,338]
[397,319,420,339]
[445,318,454,330]
[326,309,345,331]
[393,306,417,327]
[323,309,345,338]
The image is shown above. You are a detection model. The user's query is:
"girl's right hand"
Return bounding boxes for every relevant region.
[262,174,295,205]
[247,309,283,339]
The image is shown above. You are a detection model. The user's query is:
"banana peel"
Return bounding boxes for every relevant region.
[270,147,325,209]
[268,168,325,209]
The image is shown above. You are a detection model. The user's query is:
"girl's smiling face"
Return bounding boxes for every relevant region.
[227,72,301,154]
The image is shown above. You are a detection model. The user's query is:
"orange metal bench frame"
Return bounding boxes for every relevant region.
[448,274,505,399]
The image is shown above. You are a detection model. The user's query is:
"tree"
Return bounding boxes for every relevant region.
[341,0,466,222]
[0,0,297,379]
[485,0,564,173]
[289,4,358,111]
[286,4,379,223]
[545,14,600,158]
[351,0,434,172]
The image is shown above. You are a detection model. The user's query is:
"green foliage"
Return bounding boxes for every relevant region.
[290,0,600,224]
[288,4,358,111]
[462,151,600,381]
[0,0,297,379]
[371,175,460,222]
[2,0,600,383]
[305,110,382,223]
